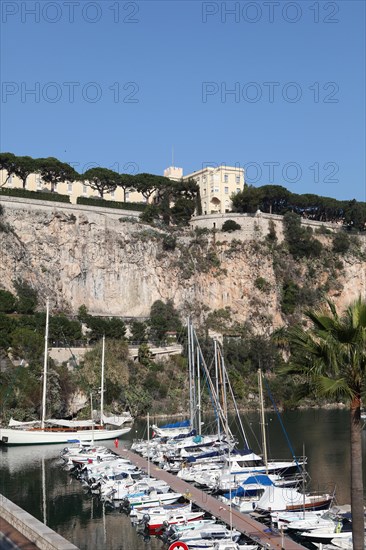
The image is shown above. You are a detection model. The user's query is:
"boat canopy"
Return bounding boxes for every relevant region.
[9,418,40,427]
[186,450,224,463]
[223,475,274,499]
[256,486,306,511]
[9,415,132,429]
[159,419,191,429]
[172,429,197,440]
[102,413,133,426]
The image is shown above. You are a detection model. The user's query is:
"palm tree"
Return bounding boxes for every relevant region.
[285,298,366,550]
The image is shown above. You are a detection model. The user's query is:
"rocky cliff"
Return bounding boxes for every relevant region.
[1,200,365,331]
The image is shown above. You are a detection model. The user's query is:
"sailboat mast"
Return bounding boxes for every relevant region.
[258,368,268,474]
[41,298,50,429]
[196,346,201,436]
[188,318,196,429]
[214,339,221,440]
[147,412,150,477]
[100,335,105,426]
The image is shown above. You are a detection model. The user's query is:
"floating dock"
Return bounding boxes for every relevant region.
[117,447,308,550]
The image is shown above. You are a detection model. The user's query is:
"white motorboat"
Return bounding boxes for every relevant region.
[147,510,206,533]
[287,515,337,532]
[121,490,182,509]
[254,486,333,513]
[270,510,324,530]
[131,501,192,521]
[300,527,353,544]
[178,523,241,543]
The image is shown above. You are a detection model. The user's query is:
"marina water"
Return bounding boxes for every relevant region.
[1,409,365,549]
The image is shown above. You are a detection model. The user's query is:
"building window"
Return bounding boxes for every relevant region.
[125,192,130,201]
[83,185,88,195]
[236,175,240,184]
[110,189,115,198]
[224,174,228,183]
[67,182,72,194]
[224,187,229,194]
[236,188,241,194]
[36,176,42,190]
[214,187,219,193]
[7,175,13,185]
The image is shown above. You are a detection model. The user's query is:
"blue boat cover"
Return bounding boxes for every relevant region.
[172,429,196,440]
[186,450,224,463]
[160,419,191,429]
[223,475,274,499]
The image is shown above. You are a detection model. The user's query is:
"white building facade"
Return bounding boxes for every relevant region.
[164,165,245,214]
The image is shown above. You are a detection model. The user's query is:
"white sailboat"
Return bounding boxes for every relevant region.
[0,300,133,445]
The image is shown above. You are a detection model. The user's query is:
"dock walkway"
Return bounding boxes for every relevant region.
[117,447,307,550]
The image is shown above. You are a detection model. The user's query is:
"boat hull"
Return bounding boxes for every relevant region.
[0,426,131,446]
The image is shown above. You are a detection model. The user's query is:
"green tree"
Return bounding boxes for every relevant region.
[285,299,366,549]
[171,197,196,226]
[140,204,160,224]
[36,157,78,192]
[130,321,147,343]
[0,313,16,349]
[81,167,119,198]
[116,173,136,202]
[266,219,277,243]
[0,289,17,313]
[49,315,83,342]
[232,185,262,213]
[78,339,129,405]
[332,231,351,254]
[10,327,44,364]
[149,300,182,343]
[0,152,17,185]
[260,185,291,214]
[14,281,38,314]
[134,173,167,201]
[281,280,300,315]
[13,156,37,188]
[283,212,322,258]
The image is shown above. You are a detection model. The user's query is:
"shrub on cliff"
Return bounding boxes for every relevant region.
[222,219,241,232]
[14,281,38,314]
[332,231,351,254]
[283,212,322,258]
[0,289,17,313]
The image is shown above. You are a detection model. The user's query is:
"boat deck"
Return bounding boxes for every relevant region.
[116,447,308,550]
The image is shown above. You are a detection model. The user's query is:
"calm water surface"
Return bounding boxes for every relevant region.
[1,409,365,549]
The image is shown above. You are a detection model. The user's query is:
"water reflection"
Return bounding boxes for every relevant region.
[0,409,365,549]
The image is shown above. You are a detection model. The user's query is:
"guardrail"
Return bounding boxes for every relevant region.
[0,494,79,550]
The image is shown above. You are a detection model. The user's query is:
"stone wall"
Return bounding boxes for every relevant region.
[190,212,343,242]
[0,494,79,550]
[0,195,141,221]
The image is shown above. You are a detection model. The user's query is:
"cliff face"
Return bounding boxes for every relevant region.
[1,202,365,329]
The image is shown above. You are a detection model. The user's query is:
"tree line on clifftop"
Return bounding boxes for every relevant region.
[0,152,201,226]
[1,152,366,230]
[232,184,366,231]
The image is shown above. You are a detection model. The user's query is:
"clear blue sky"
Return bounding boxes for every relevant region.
[1,0,365,200]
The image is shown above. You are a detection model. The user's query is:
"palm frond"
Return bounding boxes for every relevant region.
[313,375,353,399]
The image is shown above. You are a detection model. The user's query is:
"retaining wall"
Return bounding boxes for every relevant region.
[0,195,141,221]
[0,494,79,550]
[190,212,349,243]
